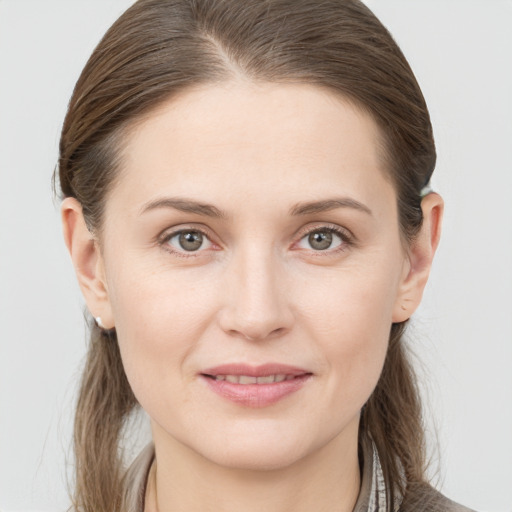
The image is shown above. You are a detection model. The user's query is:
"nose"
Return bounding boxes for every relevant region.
[217,246,294,341]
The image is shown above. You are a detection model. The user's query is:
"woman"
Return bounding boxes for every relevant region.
[57,0,475,511]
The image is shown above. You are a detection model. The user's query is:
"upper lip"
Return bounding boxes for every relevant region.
[201,363,311,377]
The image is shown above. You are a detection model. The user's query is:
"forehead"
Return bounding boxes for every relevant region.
[111,82,395,219]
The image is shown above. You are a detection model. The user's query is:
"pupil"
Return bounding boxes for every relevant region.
[179,231,203,251]
[309,231,332,250]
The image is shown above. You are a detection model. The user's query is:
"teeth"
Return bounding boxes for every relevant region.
[257,375,275,384]
[239,375,257,384]
[212,374,299,384]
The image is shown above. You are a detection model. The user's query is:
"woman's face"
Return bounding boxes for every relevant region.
[97,83,412,470]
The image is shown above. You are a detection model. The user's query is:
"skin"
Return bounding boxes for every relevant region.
[62,82,443,512]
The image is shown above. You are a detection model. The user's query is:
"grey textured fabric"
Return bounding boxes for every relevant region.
[121,441,476,512]
[122,443,154,512]
[352,438,402,512]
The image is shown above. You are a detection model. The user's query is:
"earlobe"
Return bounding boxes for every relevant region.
[392,193,444,323]
[61,197,115,329]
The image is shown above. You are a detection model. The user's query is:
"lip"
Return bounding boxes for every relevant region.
[200,363,313,408]
[201,363,310,378]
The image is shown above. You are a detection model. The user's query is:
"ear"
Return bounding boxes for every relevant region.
[61,197,115,329]
[392,193,444,323]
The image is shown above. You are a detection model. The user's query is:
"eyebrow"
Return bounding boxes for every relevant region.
[139,197,226,218]
[139,196,372,218]
[289,197,373,216]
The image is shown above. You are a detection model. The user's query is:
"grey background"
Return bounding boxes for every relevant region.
[0,0,511,510]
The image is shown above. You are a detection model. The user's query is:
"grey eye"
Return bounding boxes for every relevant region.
[179,231,203,251]
[297,228,344,252]
[308,231,333,250]
[168,230,208,252]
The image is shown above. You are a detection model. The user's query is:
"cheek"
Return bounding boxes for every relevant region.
[297,262,400,403]
[106,262,220,402]
[298,260,400,340]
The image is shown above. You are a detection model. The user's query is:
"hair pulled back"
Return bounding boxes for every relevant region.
[58,1,436,511]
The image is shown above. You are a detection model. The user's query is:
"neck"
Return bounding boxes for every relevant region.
[145,423,361,512]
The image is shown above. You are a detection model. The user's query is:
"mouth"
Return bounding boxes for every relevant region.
[203,374,302,384]
[200,364,313,407]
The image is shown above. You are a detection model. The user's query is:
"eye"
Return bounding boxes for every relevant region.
[165,229,212,253]
[296,227,347,252]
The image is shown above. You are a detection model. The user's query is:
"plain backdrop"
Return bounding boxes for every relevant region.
[0,0,511,510]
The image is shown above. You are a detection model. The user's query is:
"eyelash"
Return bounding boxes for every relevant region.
[157,223,354,258]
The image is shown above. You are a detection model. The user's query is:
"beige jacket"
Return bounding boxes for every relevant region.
[122,442,476,512]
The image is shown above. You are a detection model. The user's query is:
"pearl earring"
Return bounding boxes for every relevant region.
[95,316,105,329]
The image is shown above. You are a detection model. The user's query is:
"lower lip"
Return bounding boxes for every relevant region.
[201,375,311,408]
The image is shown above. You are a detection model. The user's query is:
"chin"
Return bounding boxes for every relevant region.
[189,420,338,473]
[204,442,309,472]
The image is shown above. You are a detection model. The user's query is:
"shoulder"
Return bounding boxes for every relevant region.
[400,482,477,512]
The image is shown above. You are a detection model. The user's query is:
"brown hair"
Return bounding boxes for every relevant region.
[58,1,436,510]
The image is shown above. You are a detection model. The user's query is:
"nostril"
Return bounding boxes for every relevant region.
[237,326,289,342]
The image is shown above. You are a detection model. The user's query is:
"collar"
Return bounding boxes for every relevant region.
[353,436,403,512]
